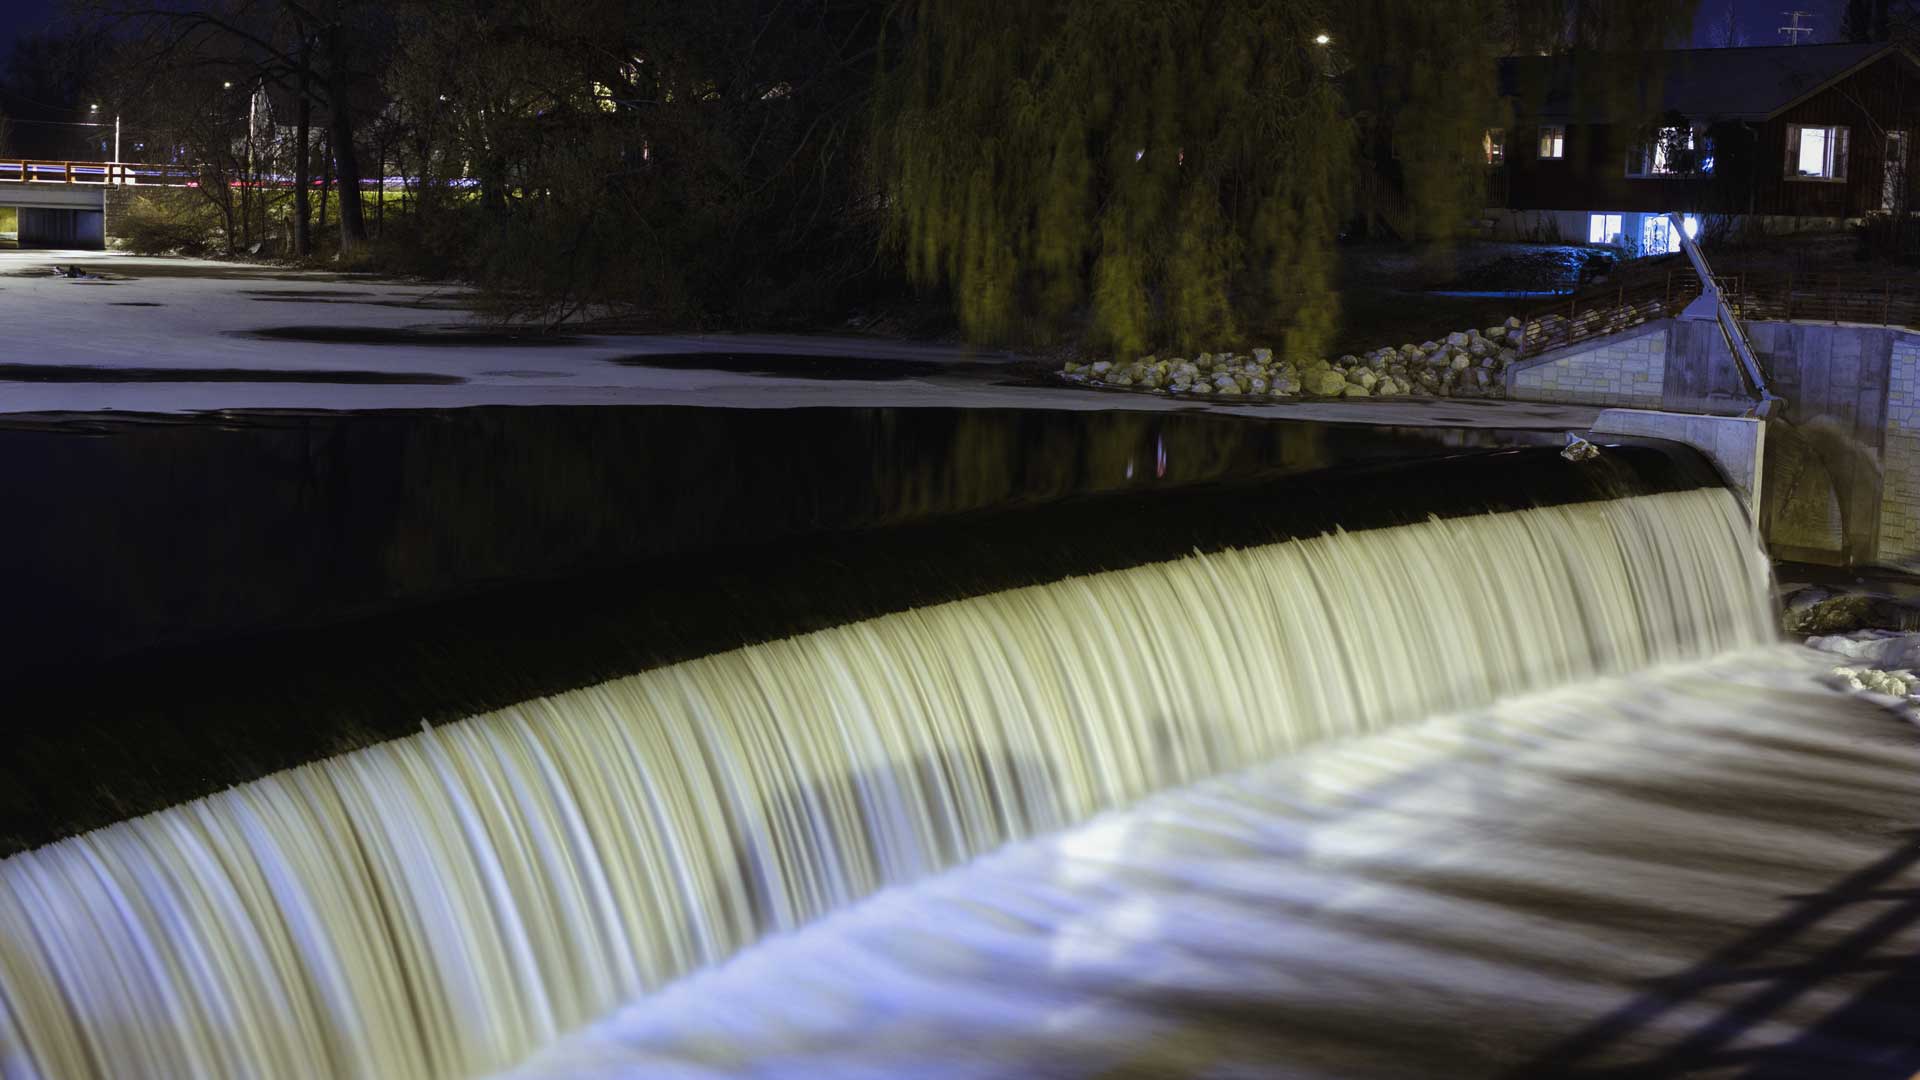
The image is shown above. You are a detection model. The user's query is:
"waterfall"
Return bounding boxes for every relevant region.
[0,488,1775,1079]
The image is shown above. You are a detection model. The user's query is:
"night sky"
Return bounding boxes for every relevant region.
[0,0,61,72]
[1691,0,1852,46]
[0,1,1871,82]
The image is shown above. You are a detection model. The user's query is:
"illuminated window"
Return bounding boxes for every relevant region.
[1538,125,1565,159]
[1484,128,1505,165]
[1789,124,1849,179]
[1628,125,1711,177]
[1588,213,1623,245]
[1640,213,1699,255]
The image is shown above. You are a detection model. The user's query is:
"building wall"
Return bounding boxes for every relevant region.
[1496,52,1920,220]
[1506,325,1668,407]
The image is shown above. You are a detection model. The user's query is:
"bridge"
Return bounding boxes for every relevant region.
[0,159,196,248]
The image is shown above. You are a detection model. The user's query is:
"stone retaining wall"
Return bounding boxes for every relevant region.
[1880,336,1920,569]
[1506,325,1667,408]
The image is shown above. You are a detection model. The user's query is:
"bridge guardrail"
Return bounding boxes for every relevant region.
[0,160,198,186]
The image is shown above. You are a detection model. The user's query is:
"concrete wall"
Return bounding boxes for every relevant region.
[1483,209,1849,247]
[1506,324,1667,407]
[1880,336,1920,571]
[1511,318,1920,569]
[0,186,107,249]
[1591,409,1765,519]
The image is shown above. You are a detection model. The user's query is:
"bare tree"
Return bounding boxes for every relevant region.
[1709,0,1748,46]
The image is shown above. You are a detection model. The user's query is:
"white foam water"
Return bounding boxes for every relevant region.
[0,489,1775,1078]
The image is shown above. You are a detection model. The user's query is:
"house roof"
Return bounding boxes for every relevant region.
[1500,43,1916,123]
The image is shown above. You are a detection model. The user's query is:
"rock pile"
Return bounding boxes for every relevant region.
[1060,318,1527,400]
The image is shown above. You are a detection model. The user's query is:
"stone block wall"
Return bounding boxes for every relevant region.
[1878,335,1920,567]
[1506,326,1668,408]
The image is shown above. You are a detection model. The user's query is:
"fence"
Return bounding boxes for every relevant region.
[1712,273,1920,330]
[1513,270,1704,357]
[0,160,197,186]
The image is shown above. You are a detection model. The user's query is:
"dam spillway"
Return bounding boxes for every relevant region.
[0,404,1908,1079]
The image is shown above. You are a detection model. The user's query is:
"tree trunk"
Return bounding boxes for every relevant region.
[325,25,368,254]
[318,141,332,235]
[293,45,313,258]
[375,129,386,237]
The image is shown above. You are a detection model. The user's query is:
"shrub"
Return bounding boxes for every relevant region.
[116,195,220,256]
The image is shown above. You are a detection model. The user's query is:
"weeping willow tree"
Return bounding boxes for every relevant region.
[1338,0,1504,243]
[1338,0,1698,244]
[876,0,1348,360]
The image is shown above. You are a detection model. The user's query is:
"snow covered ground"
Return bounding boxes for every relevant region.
[499,645,1920,1079]
[0,250,1600,426]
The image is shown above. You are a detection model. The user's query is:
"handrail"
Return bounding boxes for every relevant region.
[0,160,198,187]
[1511,266,1701,357]
[1669,212,1783,420]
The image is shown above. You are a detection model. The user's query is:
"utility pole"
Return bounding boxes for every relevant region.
[1779,10,1816,44]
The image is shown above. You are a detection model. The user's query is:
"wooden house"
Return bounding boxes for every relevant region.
[1488,43,1920,253]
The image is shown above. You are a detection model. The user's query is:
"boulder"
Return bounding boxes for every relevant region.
[1091,360,1113,377]
[1253,347,1273,364]
[1451,353,1471,371]
[1342,384,1372,398]
[1352,370,1378,390]
[1505,316,1522,329]
[1248,376,1268,393]
[1270,371,1301,394]
[1307,369,1348,396]
[1446,331,1470,347]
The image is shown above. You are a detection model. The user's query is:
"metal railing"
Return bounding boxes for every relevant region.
[1513,269,1703,357]
[1713,272,1920,329]
[0,160,197,186]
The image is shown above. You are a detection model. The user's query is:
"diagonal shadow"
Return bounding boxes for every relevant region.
[1509,830,1920,1078]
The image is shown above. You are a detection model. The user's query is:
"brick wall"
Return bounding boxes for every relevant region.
[1878,335,1920,567]
[1506,326,1668,408]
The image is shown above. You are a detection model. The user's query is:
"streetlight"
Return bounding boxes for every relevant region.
[1314,33,1331,46]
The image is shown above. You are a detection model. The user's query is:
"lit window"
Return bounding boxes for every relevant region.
[1628,125,1711,177]
[1789,124,1849,179]
[1484,128,1505,165]
[1538,125,1565,159]
[1588,213,1623,245]
[1639,214,1699,255]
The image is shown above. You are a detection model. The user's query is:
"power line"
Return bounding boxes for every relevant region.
[1779,10,1816,44]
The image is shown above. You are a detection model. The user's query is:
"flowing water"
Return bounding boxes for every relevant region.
[0,488,1776,1079]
